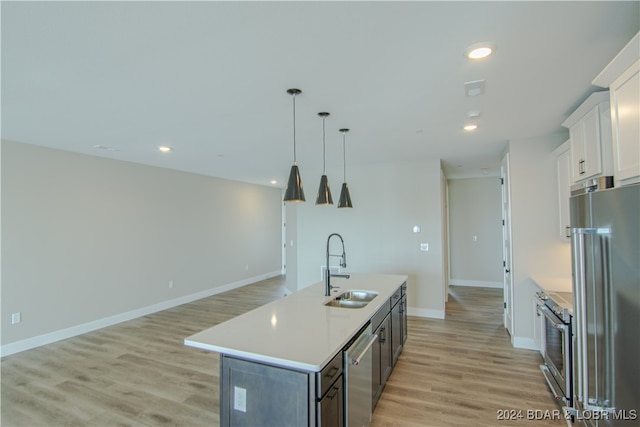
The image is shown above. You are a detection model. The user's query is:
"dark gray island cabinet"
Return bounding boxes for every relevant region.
[220,349,344,426]
[184,274,408,427]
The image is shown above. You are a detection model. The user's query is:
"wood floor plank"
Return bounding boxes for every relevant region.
[371,286,564,427]
[2,278,563,426]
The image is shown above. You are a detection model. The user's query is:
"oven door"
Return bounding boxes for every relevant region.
[537,304,572,404]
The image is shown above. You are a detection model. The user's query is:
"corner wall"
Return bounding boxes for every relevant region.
[1,141,282,354]
[507,133,572,349]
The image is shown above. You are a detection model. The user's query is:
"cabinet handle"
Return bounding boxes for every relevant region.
[579,159,586,175]
[324,366,339,379]
[565,226,571,238]
[327,386,339,400]
[379,327,386,343]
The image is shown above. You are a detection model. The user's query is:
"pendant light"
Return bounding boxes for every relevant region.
[283,88,305,202]
[315,112,333,205]
[338,128,353,208]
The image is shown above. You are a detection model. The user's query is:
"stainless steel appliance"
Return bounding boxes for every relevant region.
[570,181,639,426]
[536,290,573,407]
[344,323,377,427]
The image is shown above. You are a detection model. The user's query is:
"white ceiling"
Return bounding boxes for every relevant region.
[2,1,639,186]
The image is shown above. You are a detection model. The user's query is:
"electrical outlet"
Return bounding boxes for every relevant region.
[420,243,429,252]
[11,312,21,324]
[234,386,246,413]
[168,280,174,289]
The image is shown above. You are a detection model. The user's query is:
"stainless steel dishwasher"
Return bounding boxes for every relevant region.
[344,323,377,427]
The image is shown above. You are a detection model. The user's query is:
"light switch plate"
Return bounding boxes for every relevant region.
[234,386,246,413]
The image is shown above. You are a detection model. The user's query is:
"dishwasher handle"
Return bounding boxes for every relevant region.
[351,334,378,366]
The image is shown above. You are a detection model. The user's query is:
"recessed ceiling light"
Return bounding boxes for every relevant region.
[464,43,495,60]
[463,124,478,131]
[158,146,172,153]
[270,180,278,185]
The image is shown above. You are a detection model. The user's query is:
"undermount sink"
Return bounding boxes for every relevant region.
[324,290,378,309]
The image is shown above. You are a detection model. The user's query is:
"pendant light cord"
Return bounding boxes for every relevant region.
[322,116,327,174]
[292,93,297,164]
[342,132,347,181]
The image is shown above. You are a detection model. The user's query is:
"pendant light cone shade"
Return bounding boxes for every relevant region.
[338,182,352,208]
[316,174,333,205]
[338,128,353,208]
[316,112,333,205]
[285,164,305,202]
[283,88,305,202]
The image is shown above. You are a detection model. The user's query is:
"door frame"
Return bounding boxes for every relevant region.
[501,154,515,336]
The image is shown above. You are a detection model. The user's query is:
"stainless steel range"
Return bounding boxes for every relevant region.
[536,290,573,407]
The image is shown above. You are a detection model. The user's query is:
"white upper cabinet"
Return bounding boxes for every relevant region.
[593,32,640,186]
[553,141,571,241]
[562,92,613,184]
[609,60,640,185]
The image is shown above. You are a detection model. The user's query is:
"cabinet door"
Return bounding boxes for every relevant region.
[532,291,544,356]
[570,121,587,182]
[557,146,571,240]
[380,315,392,384]
[318,376,343,427]
[372,322,382,407]
[373,313,392,408]
[400,294,408,345]
[581,106,603,179]
[391,301,402,366]
[611,60,640,184]
[569,103,612,183]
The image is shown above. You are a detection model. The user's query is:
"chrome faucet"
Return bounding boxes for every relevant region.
[325,233,350,296]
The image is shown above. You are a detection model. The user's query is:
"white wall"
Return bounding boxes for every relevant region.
[1,141,282,354]
[507,132,572,349]
[447,177,503,287]
[286,159,446,319]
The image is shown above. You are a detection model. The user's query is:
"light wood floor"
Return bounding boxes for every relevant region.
[1,277,563,426]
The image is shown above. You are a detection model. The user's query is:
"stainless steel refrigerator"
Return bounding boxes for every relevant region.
[570,180,639,426]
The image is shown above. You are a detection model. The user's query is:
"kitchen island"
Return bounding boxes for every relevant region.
[184,273,408,427]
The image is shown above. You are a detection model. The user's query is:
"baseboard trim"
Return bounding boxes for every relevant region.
[0,271,282,358]
[449,279,503,289]
[513,336,538,351]
[408,307,445,319]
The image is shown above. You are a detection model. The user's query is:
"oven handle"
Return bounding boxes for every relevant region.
[537,304,567,331]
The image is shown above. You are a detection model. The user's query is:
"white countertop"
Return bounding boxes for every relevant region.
[531,276,574,315]
[531,276,572,293]
[184,273,408,372]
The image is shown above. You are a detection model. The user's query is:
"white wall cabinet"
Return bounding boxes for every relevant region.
[554,141,571,241]
[562,91,613,184]
[610,59,640,185]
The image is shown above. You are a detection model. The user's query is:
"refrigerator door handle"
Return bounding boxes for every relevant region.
[572,227,588,406]
[573,227,612,411]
